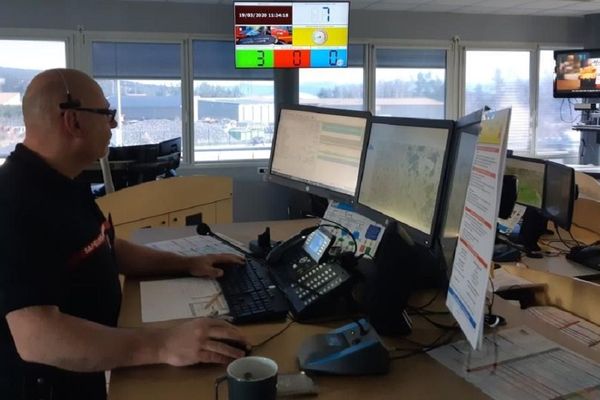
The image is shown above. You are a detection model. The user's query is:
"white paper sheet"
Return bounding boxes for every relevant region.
[145,235,244,257]
[429,326,600,400]
[322,201,385,257]
[140,277,229,323]
[446,108,512,349]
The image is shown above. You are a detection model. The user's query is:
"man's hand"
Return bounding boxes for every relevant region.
[159,318,249,366]
[188,253,245,278]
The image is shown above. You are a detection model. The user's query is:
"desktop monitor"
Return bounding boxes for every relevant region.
[505,155,546,210]
[268,104,371,203]
[554,48,600,98]
[234,1,350,68]
[436,109,483,272]
[544,161,576,231]
[355,116,454,247]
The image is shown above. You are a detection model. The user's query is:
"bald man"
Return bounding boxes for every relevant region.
[0,69,249,400]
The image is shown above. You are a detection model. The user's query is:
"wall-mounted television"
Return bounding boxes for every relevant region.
[554,48,600,98]
[234,1,349,69]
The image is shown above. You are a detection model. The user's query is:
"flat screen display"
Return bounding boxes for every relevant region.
[357,117,453,246]
[505,156,546,209]
[234,2,349,68]
[544,161,575,230]
[269,105,369,199]
[554,49,600,98]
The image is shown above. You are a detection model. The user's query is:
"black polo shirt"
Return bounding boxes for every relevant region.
[0,144,122,400]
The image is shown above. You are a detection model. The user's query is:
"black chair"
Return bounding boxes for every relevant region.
[77,137,182,193]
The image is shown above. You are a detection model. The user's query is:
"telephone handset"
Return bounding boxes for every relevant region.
[267,226,354,320]
[265,225,317,265]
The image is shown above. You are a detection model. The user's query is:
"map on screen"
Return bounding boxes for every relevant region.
[358,122,449,236]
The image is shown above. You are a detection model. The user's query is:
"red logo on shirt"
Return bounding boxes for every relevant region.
[67,220,113,268]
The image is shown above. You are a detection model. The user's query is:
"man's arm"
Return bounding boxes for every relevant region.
[115,238,243,278]
[6,305,248,372]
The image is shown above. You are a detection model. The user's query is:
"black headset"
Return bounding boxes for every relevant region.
[56,69,81,110]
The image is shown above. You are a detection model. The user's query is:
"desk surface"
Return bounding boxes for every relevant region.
[110,220,600,400]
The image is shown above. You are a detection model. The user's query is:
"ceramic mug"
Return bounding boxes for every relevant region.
[214,356,278,400]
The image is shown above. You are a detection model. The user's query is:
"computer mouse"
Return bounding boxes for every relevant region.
[214,338,252,356]
[569,245,600,261]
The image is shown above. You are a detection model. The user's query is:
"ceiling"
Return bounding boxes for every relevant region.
[125,0,600,16]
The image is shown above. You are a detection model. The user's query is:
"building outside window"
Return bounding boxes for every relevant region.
[91,42,182,147]
[193,40,274,162]
[0,39,66,163]
[464,50,531,153]
[299,44,365,111]
[375,48,446,119]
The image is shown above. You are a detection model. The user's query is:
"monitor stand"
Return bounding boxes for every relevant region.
[510,207,549,256]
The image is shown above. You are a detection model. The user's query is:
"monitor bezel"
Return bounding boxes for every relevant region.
[233,1,351,70]
[354,115,455,248]
[553,48,600,99]
[505,154,547,211]
[543,160,575,231]
[435,109,484,273]
[267,104,372,204]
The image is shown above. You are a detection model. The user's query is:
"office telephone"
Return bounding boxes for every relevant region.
[267,227,355,320]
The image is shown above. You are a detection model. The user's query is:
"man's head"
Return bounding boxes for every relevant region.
[22,68,116,177]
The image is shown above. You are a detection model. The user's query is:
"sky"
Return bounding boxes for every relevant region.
[0,40,66,70]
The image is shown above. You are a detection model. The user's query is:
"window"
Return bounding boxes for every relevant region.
[92,42,182,147]
[375,48,446,119]
[465,50,530,153]
[299,44,365,111]
[536,50,580,157]
[0,39,66,162]
[193,40,274,162]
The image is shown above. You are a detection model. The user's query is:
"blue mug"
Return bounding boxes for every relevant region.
[215,356,278,400]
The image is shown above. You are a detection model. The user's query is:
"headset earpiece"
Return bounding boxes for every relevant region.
[56,70,81,110]
[59,94,81,110]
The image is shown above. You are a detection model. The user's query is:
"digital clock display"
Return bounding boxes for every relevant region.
[234,2,349,69]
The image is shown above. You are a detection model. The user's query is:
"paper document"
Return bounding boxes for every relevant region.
[140,277,229,323]
[145,234,245,257]
[323,201,384,257]
[429,326,600,400]
[489,268,546,293]
[528,306,600,347]
[446,108,512,349]
[140,235,243,323]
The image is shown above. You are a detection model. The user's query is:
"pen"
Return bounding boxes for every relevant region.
[204,291,222,310]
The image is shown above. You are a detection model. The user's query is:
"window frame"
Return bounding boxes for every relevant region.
[460,40,581,158]
[371,44,450,119]
[189,36,276,164]
[0,30,72,163]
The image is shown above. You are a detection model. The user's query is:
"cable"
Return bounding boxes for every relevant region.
[390,329,457,360]
[567,230,585,247]
[554,223,576,250]
[407,288,442,311]
[305,213,359,255]
[252,319,295,349]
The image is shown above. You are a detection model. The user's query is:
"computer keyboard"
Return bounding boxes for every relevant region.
[218,257,289,324]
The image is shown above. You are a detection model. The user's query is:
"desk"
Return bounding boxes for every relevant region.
[109,221,600,400]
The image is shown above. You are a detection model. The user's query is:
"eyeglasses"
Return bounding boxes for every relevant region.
[72,107,117,124]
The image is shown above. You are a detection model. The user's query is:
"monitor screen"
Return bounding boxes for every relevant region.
[268,105,370,201]
[505,155,546,209]
[234,1,349,68]
[544,161,575,230]
[356,116,453,247]
[554,49,600,98]
[437,110,482,270]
